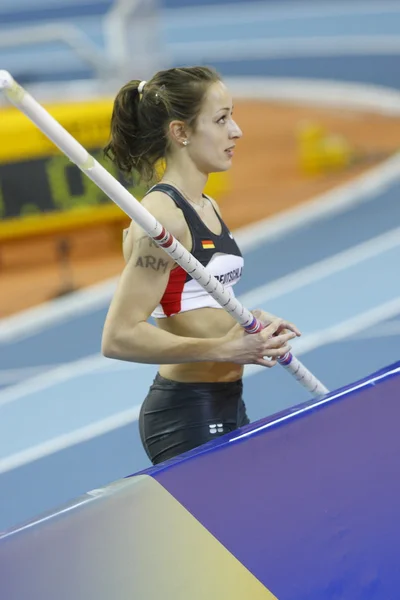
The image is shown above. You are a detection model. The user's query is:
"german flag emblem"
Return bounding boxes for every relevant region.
[201,239,215,249]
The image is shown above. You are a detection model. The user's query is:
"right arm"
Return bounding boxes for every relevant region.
[101,196,296,366]
[102,197,224,364]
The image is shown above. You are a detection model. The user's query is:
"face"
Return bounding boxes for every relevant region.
[186,80,242,173]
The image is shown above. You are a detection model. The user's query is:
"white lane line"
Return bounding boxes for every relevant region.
[349,320,400,339]
[0,365,61,386]
[0,354,152,409]
[0,405,141,475]
[0,356,144,386]
[243,296,400,378]
[239,226,400,308]
[0,278,118,344]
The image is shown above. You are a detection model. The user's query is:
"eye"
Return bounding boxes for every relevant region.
[217,115,227,124]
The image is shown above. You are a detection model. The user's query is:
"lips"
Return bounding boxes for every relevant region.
[225,145,235,157]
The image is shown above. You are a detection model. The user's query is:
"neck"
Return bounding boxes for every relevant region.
[162,158,208,205]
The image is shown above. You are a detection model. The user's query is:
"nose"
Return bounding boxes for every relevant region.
[229,119,242,139]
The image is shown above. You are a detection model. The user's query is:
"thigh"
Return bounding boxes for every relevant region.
[139,374,247,465]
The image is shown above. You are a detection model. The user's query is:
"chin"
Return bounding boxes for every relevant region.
[221,160,233,172]
[210,161,232,173]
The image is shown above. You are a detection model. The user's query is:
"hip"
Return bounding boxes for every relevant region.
[140,372,248,426]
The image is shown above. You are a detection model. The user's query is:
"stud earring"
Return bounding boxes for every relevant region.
[182,140,189,146]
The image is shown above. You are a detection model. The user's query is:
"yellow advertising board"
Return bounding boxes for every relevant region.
[0,99,230,241]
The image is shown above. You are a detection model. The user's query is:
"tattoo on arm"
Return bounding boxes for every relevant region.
[135,255,169,273]
[137,235,159,249]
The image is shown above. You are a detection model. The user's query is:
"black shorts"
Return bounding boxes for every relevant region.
[139,373,250,465]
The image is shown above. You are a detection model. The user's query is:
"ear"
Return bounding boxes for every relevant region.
[168,120,189,146]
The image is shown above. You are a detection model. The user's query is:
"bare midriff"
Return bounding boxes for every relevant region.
[156,307,244,383]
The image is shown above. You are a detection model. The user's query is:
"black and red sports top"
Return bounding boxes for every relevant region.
[148,183,244,318]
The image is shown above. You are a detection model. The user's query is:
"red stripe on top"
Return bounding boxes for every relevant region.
[159,266,187,316]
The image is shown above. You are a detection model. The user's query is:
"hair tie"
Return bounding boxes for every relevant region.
[138,80,147,99]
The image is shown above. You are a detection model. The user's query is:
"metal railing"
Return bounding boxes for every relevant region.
[0,22,109,77]
[0,0,166,95]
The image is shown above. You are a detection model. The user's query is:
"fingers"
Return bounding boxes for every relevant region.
[264,345,292,358]
[252,310,302,337]
[260,319,287,337]
[271,320,301,337]
[248,314,299,368]
[260,329,294,362]
[261,329,296,347]
[280,322,302,337]
[255,357,277,368]
[255,344,290,367]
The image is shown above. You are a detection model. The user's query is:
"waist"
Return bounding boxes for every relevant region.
[159,362,244,383]
[151,372,243,393]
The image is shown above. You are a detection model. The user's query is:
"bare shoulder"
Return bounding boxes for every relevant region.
[141,190,187,238]
[122,190,187,262]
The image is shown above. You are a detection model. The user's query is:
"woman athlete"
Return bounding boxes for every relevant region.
[102,66,301,465]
